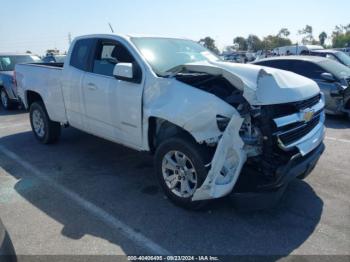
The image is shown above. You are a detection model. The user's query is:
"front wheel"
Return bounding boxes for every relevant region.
[29,102,61,144]
[154,136,212,209]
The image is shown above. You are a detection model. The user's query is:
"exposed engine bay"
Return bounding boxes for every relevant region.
[175,72,260,155]
[175,72,247,108]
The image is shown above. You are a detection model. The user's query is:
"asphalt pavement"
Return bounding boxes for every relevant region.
[0,108,349,259]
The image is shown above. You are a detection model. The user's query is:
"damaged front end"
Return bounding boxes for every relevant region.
[172,63,325,204]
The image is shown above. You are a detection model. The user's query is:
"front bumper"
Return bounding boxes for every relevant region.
[229,142,325,210]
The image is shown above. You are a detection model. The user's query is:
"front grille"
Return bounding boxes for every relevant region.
[270,94,321,118]
[261,94,323,148]
[277,112,321,146]
[294,94,321,110]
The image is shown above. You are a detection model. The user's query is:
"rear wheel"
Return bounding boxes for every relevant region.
[155,136,212,209]
[29,102,61,144]
[0,89,13,110]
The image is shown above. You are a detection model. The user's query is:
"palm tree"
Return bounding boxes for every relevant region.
[319,32,328,46]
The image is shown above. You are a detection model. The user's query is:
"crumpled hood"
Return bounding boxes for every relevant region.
[174,60,320,105]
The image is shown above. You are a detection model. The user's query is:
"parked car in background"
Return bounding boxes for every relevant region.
[307,50,350,67]
[334,47,350,56]
[42,54,66,63]
[252,56,350,117]
[223,51,248,63]
[16,34,325,209]
[0,53,41,109]
[273,45,324,56]
[253,50,274,61]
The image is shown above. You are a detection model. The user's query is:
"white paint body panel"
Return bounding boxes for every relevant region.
[16,64,67,123]
[15,34,322,201]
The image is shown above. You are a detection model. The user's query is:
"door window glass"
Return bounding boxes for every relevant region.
[92,41,135,77]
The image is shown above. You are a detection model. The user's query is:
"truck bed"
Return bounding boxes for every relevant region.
[15,62,67,124]
[24,62,64,69]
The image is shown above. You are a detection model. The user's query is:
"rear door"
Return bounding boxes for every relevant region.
[62,38,95,131]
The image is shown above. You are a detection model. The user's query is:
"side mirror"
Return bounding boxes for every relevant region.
[321,72,335,82]
[113,63,133,81]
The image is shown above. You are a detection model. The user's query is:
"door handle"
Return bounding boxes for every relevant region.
[87,83,98,90]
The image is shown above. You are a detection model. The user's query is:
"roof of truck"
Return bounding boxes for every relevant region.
[75,33,192,41]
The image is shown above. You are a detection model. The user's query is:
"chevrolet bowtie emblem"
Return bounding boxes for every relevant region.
[302,109,315,122]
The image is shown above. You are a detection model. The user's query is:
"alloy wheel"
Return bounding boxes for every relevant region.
[162,150,198,198]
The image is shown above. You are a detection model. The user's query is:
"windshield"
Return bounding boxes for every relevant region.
[131,37,220,76]
[335,51,350,67]
[0,55,41,71]
[319,59,350,79]
[54,55,66,63]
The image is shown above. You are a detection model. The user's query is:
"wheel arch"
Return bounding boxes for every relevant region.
[25,90,43,109]
[147,116,200,154]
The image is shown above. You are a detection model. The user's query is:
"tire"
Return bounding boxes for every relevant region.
[29,101,61,144]
[154,135,212,209]
[0,88,13,110]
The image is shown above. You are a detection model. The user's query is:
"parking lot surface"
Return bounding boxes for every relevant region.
[0,108,349,257]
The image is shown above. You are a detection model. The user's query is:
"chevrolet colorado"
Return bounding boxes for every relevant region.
[15,34,325,209]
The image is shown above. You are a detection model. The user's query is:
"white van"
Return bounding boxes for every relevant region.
[273,45,324,56]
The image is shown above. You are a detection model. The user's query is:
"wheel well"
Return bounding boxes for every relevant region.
[148,117,197,154]
[26,91,43,108]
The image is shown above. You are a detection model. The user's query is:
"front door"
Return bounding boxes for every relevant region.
[82,38,144,147]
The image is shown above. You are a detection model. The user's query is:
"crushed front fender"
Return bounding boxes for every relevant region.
[192,113,247,201]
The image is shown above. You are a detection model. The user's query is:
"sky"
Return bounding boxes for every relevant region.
[0,0,349,55]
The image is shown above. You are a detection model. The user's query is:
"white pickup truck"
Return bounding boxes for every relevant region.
[15,34,326,209]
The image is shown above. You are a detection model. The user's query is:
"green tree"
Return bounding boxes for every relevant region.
[277,28,291,38]
[246,34,263,52]
[298,25,314,44]
[333,33,350,48]
[262,35,292,50]
[199,37,219,54]
[319,32,328,46]
[233,36,248,51]
[332,24,350,48]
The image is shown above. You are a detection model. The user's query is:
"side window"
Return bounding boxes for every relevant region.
[256,61,277,68]
[292,61,325,79]
[92,40,135,77]
[270,60,293,71]
[70,39,94,71]
[325,54,337,62]
[257,60,293,71]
